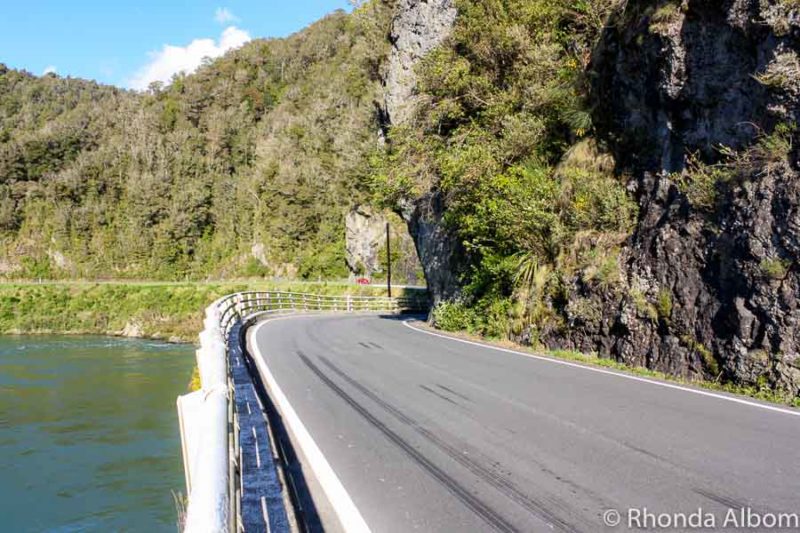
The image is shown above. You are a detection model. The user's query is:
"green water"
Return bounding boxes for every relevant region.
[0,335,195,532]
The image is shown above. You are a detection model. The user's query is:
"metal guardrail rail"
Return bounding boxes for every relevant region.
[177,290,428,533]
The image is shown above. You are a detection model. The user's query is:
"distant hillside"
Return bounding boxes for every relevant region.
[0,4,392,280]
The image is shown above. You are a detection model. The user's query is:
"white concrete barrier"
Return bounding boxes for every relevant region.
[178,300,230,533]
[179,388,229,533]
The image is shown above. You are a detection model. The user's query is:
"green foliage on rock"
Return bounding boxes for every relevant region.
[760,258,790,280]
[373,0,637,332]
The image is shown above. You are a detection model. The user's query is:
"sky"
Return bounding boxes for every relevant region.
[0,1,352,90]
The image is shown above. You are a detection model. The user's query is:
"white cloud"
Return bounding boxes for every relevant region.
[214,7,239,24]
[128,26,250,90]
[42,65,57,75]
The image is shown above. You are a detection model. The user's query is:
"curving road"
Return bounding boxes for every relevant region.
[247,314,800,532]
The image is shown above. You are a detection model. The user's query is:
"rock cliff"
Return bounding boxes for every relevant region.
[383,0,458,125]
[383,0,460,303]
[548,0,800,395]
[345,206,387,278]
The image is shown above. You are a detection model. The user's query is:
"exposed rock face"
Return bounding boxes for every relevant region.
[345,206,387,278]
[250,243,269,267]
[121,321,144,338]
[384,0,457,125]
[592,0,798,171]
[46,249,69,270]
[401,192,462,300]
[548,0,800,395]
[384,0,459,301]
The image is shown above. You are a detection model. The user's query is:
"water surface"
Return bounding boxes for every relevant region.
[0,335,194,532]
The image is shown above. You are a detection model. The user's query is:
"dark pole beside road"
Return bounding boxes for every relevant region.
[386,222,392,298]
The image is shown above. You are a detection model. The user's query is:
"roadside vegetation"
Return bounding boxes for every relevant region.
[0,280,403,342]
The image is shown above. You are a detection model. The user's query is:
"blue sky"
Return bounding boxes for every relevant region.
[0,1,352,89]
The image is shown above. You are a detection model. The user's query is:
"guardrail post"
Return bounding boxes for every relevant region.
[347,295,352,312]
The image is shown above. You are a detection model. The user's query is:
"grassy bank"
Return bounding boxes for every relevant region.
[0,281,415,343]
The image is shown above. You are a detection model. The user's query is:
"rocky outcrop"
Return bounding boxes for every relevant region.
[121,321,144,338]
[384,0,457,125]
[400,192,463,300]
[250,243,269,267]
[592,0,798,171]
[383,0,459,302]
[345,206,387,278]
[548,0,800,395]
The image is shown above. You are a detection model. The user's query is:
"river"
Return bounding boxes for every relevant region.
[0,335,194,532]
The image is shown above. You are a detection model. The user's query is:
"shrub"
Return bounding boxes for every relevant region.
[432,296,512,339]
[760,258,790,280]
[672,152,732,212]
[432,300,478,333]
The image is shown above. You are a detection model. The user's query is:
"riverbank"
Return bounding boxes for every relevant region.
[0,281,412,343]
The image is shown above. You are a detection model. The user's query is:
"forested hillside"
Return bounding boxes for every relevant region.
[0,3,391,280]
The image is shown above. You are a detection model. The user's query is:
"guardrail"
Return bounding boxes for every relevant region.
[177,290,428,533]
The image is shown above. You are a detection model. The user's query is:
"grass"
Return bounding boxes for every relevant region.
[0,280,420,343]
[417,322,800,409]
[630,289,658,322]
[656,288,673,321]
[188,366,202,392]
[649,2,682,33]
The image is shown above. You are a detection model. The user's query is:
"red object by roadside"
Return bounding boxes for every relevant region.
[356,277,370,285]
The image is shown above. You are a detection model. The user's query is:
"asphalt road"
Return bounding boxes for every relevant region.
[248,314,800,532]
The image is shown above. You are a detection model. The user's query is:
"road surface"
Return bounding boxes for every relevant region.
[248,314,800,532]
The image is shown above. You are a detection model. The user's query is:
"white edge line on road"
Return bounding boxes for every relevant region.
[403,319,800,418]
[250,316,372,533]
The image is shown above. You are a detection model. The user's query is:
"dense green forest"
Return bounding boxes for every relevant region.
[0,3,391,280]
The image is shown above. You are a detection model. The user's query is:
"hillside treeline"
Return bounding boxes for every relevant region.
[1,4,390,279]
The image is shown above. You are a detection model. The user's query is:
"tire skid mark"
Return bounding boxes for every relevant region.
[296,351,518,533]
[318,356,585,533]
[304,319,614,520]
[419,384,461,406]
[693,488,748,511]
[437,384,473,402]
[622,442,768,516]
[311,320,691,516]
